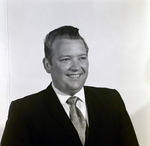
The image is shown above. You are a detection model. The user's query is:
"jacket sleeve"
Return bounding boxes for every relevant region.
[114,90,139,146]
[1,101,32,146]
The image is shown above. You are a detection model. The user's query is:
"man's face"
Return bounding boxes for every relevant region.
[49,39,89,95]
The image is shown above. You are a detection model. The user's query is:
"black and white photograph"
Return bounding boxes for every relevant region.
[0,0,150,145]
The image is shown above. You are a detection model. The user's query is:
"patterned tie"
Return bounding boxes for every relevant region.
[67,96,86,145]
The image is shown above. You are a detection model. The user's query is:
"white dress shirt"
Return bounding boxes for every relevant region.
[52,83,89,125]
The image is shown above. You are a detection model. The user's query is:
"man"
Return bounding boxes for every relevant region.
[1,26,139,146]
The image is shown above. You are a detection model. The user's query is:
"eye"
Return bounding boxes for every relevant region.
[80,56,87,61]
[60,58,71,62]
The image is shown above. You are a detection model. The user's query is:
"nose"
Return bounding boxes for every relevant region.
[70,59,80,72]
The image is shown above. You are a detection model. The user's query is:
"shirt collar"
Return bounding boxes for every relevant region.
[52,83,85,104]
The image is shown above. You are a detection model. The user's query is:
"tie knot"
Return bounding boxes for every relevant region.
[66,96,79,105]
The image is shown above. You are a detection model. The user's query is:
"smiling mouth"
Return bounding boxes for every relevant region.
[67,74,81,78]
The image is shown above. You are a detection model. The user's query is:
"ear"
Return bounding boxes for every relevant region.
[43,58,51,73]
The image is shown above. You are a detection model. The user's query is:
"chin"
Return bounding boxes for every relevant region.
[69,84,82,92]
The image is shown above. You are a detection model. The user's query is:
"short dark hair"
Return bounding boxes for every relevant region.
[44,26,89,63]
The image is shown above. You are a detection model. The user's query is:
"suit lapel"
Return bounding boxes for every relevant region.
[44,85,82,146]
[84,86,105,145]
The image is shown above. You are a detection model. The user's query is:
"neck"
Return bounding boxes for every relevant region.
[52,83,83,96]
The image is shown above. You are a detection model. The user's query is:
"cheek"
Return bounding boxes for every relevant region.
[53,67,67,77]
[82,64,89,71]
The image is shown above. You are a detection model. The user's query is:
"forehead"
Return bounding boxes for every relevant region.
[52,39,87,55]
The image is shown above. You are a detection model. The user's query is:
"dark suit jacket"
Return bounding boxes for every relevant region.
[1,85,139,146]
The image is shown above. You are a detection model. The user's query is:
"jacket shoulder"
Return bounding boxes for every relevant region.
[13,89,45,104]
[84,86,119,94]
[84,85,123,103]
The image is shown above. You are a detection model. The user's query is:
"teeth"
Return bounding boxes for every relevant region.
[68,74,80,78]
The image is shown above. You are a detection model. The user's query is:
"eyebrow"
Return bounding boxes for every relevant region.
[59,54,87,58]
